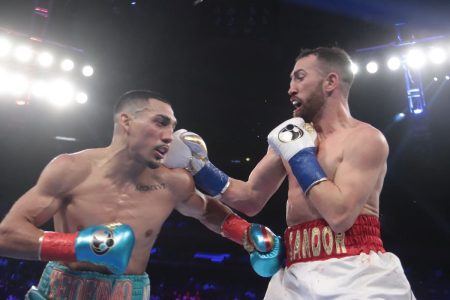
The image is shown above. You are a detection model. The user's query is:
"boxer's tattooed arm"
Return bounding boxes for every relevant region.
[135,183,166,192]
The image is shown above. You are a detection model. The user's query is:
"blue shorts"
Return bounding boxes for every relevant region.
[25,261,150,300]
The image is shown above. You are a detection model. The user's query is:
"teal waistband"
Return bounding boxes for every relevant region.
[35,261,150,300]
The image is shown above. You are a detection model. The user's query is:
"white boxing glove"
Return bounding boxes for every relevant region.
[162,129,207,174]
[267,118,326,194]
[163,129,230,197]
[267,118,317,159]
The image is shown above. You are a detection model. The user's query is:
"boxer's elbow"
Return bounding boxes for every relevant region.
[328,218,353,234]
[241,206,260,217]
[0,222,15,253]
[0,217,43,260]
[326,211,358,234]
[316,194,360,233]
[0,221,12,238]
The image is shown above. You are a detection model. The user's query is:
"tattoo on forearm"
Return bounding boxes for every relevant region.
[136,183,166,192]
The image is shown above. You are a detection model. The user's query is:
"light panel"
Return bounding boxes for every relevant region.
[366,61,378,74]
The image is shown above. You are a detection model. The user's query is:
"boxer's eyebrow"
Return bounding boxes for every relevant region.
[155,114,177,128]
[290,69,307,80]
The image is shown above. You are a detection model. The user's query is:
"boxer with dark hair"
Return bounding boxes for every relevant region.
[164,47,416,299]
[0,90,282,299]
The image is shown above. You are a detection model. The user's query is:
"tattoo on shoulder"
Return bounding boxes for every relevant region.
[136,183,166,192]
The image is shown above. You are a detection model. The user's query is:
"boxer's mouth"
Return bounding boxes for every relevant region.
[291,99,302,109]
[155,145,169,157]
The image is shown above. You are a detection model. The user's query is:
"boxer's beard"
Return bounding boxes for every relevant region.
[294,81,325,123]
[146,160,161,169]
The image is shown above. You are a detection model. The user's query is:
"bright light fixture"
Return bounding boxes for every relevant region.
[8,73,29,96]
[48,79,74,106]
[60,59,74,71]
[82,65,94,77]
[366,61,378,74]
[75,92,88,104]
[428,47,446,64]
[37,51,54,67]
[406,49,426,69]
[387,57,401,71]
[14,45,33,63]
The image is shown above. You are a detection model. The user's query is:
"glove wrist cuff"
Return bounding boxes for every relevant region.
[39,231,78,262]
[289,147,327,193]
[193,161,230,197]
[221,213,250,246]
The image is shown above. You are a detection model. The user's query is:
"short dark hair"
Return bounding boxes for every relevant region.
[296,47,354,86]
[114,90,170,116]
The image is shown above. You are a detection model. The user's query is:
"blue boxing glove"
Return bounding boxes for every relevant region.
[247,224,284,277]
[162,129,230,198]
[75,223,135,274]
[221,213,283,277]
[39,223,135,274]
[267,118,327,193]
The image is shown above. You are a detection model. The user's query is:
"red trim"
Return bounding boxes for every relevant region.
[261,226,272,251]
[252,225,274,252]
[221,214,250,245]
[284,215,385,267]
[40,232,78,262]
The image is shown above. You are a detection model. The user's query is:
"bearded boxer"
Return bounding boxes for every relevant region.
[0,90,282,300]
[163,47,416,299]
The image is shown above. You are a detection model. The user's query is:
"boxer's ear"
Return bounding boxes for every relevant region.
[119,113,132,132]
[323,72,338,94]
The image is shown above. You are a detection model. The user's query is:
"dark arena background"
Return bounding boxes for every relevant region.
[1,0,450,299]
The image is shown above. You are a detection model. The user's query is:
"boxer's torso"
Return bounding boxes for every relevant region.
[283,121,384,227]
[52,149,189,274]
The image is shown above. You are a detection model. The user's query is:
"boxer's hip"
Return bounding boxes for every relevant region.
[284,214,385,266]
[27,261,150,300]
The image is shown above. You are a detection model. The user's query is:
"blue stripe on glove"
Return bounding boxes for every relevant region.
[289,147,327,193]
[193,161,229,197]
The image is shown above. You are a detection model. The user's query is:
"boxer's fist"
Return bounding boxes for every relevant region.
[246,224,283,277]
[163,129,229,198]
[267,118,326,193]
[163,129,207,174]
[267,117,317,160]
[221,214,283,277]
[75,223,135,274]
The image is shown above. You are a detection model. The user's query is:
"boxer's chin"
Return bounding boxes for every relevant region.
[147,160,162,169]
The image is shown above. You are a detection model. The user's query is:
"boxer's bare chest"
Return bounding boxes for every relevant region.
[56,169,177,235]
[284,130,349,225]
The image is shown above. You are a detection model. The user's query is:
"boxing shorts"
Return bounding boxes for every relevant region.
[25,261,150,300]
[264,215,416,299]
